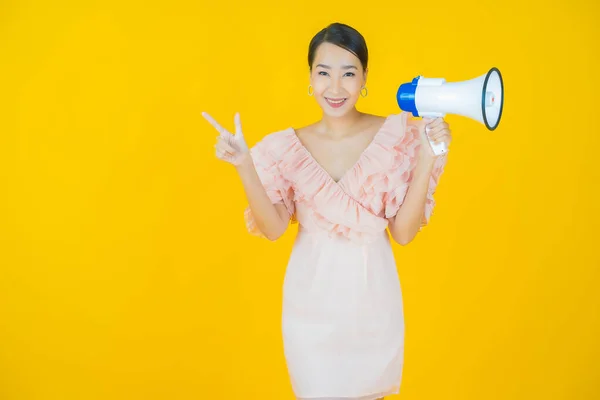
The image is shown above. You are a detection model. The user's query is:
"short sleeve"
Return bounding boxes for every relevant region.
[243,134,295,237]
[383,113,449,230]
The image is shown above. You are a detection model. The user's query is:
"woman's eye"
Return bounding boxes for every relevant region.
[316,71,354,77]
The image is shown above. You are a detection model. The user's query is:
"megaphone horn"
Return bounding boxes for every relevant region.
[397,67,504,156]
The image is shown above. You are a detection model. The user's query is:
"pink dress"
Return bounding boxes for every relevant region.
[244,112,448,400]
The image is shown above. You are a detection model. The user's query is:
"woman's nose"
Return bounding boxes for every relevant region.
[330,77,341,93]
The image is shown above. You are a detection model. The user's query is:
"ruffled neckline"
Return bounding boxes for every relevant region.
[285,114,394,186]
[243,111,448,244]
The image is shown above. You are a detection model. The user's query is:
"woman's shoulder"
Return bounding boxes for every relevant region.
[249,126,296,159]
[253,126,295,145]
[290,120,319,139]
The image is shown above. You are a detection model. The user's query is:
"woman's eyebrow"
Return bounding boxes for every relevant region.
[316,64,358,70]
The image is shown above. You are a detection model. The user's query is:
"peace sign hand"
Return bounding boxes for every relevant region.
[202,112,250,166]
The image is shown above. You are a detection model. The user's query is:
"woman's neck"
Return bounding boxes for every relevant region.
[318,108,364,139]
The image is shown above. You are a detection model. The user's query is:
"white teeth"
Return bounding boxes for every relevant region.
[327,98,345,104]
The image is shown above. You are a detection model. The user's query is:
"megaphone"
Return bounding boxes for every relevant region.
[396,67,504,156]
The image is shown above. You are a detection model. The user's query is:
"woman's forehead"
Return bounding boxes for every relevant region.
[313,43,360,66]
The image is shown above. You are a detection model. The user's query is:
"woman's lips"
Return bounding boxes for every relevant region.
[325,97,347,108]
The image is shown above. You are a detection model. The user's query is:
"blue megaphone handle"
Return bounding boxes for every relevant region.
[397,76,421,117]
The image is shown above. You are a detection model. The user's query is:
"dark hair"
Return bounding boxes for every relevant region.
[308,22,368,71]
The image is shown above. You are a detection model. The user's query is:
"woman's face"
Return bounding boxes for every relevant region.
[309,42,367,117]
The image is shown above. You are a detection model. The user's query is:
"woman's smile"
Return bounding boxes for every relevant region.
[325,97,347,108]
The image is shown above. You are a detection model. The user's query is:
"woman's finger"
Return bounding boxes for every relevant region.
[234,112,242,136]
[223,153,237,164]
[216,147,232,159]
[437,133,452,144]
[202,112,230,138]
[216,148,227,159]
[427,118,443,129]
[430,128,451,140]
[427,122,449,135]
[217,136,237,153]
[426,127,441,139]
[426,118,446,131]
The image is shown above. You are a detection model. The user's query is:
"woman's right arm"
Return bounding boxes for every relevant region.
[235,154,290,241]
[201,111,290,241]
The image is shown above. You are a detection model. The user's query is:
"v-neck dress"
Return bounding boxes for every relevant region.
[244,112,448,400]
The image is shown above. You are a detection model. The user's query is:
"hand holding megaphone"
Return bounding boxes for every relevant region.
[423,117,451,157]
[415,116,452,161]
[397,67,504,156]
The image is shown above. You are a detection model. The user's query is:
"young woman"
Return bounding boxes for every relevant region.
[203,22,452,400]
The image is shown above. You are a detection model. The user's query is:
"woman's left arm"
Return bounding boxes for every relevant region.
[388,117,452,245]
[388,159,436,245]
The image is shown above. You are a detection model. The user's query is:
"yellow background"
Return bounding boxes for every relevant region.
[1,0,599,399]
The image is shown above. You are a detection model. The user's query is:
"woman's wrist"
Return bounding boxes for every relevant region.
[234,152,254,175]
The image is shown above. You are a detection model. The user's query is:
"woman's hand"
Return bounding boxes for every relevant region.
[417,117,452,164]
[202,112,250,167]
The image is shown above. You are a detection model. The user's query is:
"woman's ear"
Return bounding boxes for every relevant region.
[363,67,368,84]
